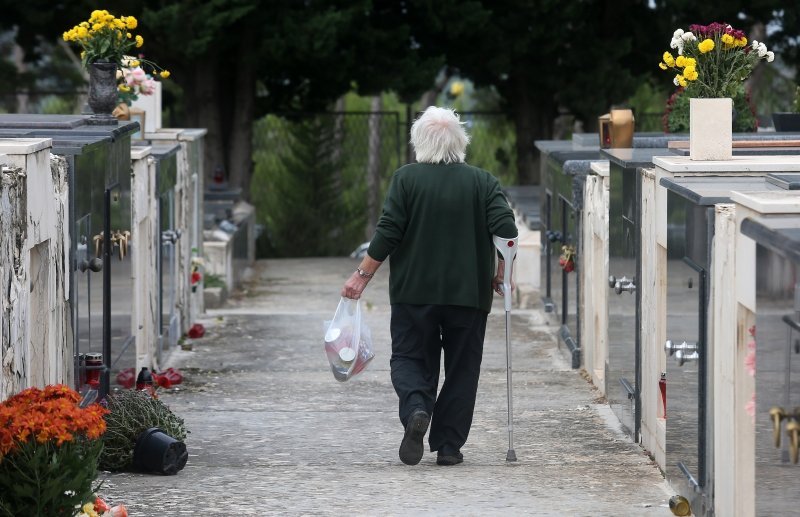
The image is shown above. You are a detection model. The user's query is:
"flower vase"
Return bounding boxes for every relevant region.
[87,62,119,125]
[689,98,732,160]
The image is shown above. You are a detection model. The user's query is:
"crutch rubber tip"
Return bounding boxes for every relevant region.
[506,449,517,462]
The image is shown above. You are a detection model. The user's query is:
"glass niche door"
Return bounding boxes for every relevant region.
[159,188,179,360]
[755,251,800,517]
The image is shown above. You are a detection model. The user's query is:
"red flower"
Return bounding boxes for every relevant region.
[191,271,202,284]
[95,497,111,512]
[187,323,205,339]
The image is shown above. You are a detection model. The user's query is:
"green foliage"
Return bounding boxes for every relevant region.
[99,390,188,472]
[463,114,517,187]
[664,89,690,133]
[203,273,225,289]
[252,112,400,257]
[39,95,77,115]
[627,81,670,132]
[664,86,757,133]
[794,86,800,113]
[0,438,102,517]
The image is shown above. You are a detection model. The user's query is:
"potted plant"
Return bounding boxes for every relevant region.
[658,23,774,159]
[772,85,800,132]
[99,389,188,475]
[664,85,759,133]
[0,385,108,516]
[62,9,170,121]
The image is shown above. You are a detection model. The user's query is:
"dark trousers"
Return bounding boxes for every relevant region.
[390,303,488,454]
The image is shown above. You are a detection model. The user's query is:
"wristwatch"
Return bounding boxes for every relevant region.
[356,267,374,278]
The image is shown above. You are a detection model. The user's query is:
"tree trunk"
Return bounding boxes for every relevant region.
[57,39,89,112]
[511,76,553,185]
[365,95,383,239]
[746,22,767,120]
[12,43,28,113]
[185,58,225,189]
[226,28,256,198]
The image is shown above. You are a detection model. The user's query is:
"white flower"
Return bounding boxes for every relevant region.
[752,40,759,49]
[681,32,696,42]
[673,76,680,86]
[766,51,775,63]
[757,43,768,57]
[670,37,685,55]
[673,28,684,38]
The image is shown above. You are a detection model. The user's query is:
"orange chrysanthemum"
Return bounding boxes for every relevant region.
[0,384,108,461]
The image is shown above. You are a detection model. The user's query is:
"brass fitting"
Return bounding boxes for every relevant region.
[770,406,787,448]
[787,419,800,465]
[93,233,103,258]
[668,495,691,516]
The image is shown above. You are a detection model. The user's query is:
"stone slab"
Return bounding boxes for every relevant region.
[654,155,800,173]
[130,146,152,161]
[0,138,52,154]
[731,190,800,214]
[590,160,609,177]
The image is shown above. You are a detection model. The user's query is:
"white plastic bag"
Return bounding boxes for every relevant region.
[323,297,375,381]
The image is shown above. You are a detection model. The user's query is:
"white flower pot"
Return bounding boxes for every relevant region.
[690,97,733,161]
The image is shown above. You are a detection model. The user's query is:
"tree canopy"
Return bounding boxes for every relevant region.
[1,0,798,186]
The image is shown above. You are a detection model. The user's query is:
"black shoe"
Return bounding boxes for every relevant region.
[399,410,430,465]
[436,450,463,466]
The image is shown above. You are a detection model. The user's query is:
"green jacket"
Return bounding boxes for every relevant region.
[367,162,518,313]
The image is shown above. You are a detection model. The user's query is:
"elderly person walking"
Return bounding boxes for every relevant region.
[341,106,518,466]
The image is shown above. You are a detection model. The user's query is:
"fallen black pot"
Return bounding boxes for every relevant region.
[133,427,188,475]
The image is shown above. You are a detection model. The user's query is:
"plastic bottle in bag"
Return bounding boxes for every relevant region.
[323,298,375,381]
[325,325,356,381]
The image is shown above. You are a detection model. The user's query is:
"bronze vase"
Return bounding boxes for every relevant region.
[87,61,119,123]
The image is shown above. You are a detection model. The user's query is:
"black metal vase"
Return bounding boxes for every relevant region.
[133,427,188,475]
[772,113,800,132]
[87,61,119,124]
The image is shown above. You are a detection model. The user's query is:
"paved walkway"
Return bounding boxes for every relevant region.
[104,258,670,516]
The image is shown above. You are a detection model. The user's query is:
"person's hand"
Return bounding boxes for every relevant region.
[492,275,516,296]
[342,270,370,299]
[492,261,515,296]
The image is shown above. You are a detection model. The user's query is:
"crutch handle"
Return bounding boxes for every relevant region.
[493,235,518,312]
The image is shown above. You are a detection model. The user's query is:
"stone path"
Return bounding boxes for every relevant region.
[103,257,671,516]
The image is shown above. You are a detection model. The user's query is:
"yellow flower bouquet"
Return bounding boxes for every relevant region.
[659,23,774,98]
[63,9,169,78]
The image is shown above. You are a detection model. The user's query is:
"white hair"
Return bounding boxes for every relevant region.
[410,106,470,164]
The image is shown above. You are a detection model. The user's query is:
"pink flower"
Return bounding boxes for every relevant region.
[131,67,146,83]
[745,393,756,423]
[110,505,128,517]
[744,349,756,377]
[138,78,157,95]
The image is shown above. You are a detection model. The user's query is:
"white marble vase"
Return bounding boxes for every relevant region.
[689,97,732,161]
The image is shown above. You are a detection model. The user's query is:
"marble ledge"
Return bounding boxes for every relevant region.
[590,160,610,177]
[0,138,52,155]
[654,155,800,173]
[130,146,152,161]
[731,190,800,214]
[144,129,184,140]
